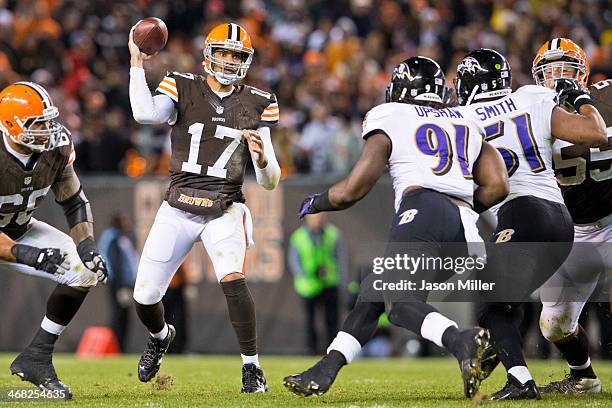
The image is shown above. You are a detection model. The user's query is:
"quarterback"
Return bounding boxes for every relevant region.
[128,22,280,392]
[0,82,107,398]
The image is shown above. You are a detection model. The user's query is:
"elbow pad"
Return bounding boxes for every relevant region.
[57,187,93,229]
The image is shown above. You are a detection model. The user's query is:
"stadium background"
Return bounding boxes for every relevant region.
[0,0,610,355]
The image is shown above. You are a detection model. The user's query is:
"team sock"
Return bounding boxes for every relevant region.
[135,300,167,334]
[221,278,258,356]
[554,326,596,379]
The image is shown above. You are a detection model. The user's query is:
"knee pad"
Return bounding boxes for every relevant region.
[133,282,163,305]
[539,303,580,342]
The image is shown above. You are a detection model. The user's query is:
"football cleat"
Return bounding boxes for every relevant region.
[490,374,541,400]
[241,363,268,393]
[137,324,176,382]
[479,343,500,381]
[454,327,490,398]
[540,374,601,394]
[283,352,344,397]
[10,350,72,399]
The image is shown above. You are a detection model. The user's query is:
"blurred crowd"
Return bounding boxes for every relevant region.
[0,0,610,176]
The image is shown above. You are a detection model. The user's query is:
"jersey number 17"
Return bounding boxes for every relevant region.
[181,123,242,179]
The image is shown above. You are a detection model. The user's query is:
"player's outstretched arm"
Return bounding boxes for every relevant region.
[52,164,108,284]
[128,26,176,124]
[244,127,281,190]
[0,231,17,262]
[551,84,607,147]
[0,231,69,275]
[328,133,390,208]
[299,132,390,217]
[472,141,509,213]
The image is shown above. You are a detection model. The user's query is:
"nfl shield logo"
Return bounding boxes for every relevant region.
[216,106,224,114]
[24,176,32,185]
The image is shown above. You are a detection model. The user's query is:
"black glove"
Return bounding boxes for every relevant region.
[77,237,108,284]
[298,194,321,219]
[12,244,69,275]
[554,79,594,112]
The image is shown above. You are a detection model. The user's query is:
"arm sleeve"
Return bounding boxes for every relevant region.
[252,126,281,190]
[129,67,177,125]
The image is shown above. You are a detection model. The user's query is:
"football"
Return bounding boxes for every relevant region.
[133,17,168,55]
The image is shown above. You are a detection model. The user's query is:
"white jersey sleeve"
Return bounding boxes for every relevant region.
[515,85,557,145]
[362,104,395,140]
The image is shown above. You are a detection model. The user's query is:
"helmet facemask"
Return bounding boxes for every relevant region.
[532,59,586,89]
[204,44,253,85]
[6,106,64,153]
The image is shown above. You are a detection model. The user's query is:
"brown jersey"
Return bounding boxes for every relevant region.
[553,79,612,223]
[0,132,74,239]
[156,72,279,195]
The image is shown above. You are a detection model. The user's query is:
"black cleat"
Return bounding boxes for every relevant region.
[490,374,541,400]
[540,374,601,394]
[10,350,72,400]
[137,324,176,382]
[241,363,268,393]
[454,327,490,398]
[283,352,345,397]
[479,343,500,381]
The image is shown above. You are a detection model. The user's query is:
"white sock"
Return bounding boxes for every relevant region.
[242,354,260,367]
[508,366,533,384]
[151,323,169,340]
[569,357,591,371]
[41,317,66,336]
[420,312,457,348]
[327,331,362,364]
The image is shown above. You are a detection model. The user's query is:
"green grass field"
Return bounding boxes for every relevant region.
[0,354,610,407]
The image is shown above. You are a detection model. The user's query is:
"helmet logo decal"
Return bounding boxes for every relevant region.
[393,63,414,81]
[457,57,482,74]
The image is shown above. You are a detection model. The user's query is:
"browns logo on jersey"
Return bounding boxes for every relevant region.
[553,79,612,223]
[156,72,279,196]
[0,131,74,239]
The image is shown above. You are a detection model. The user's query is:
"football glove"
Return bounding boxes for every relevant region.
[77,237,108,284]
[298,194,321,219]
[12,244,70,275]
[555,79,593,112]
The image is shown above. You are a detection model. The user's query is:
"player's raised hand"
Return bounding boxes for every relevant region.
[243,129,267,168]
[128,26,156,67]
[11,245,70,275]
[554,78,592,112]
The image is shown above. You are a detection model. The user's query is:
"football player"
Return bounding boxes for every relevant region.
[284,56,510,399]
[128,22,280,392]
[534,38,611,395]
[0,82,107,399]
[454,48,606,399]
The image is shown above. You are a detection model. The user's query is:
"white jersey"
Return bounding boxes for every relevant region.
[361,102,484,212]
[461,85,563,209]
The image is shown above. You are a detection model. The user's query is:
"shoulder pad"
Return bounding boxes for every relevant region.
[243,85,275,101]
[515,84,556,98]
[168,72,197,81]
